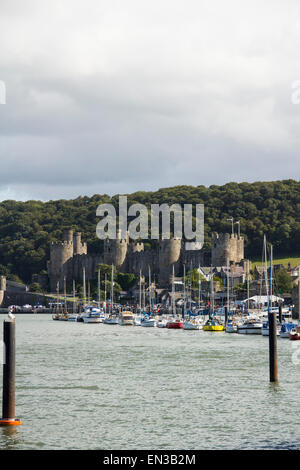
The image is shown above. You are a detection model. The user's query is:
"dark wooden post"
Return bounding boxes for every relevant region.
[269,312,278,382]
[0,321,22,426]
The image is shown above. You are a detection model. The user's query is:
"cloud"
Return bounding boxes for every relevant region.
[0,0,300,201]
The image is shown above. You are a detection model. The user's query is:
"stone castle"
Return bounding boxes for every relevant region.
[47,229,245,291]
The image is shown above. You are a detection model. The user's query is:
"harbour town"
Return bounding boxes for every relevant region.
[2,222,300,338]
[0,196,300,451]
[1,0,300,455]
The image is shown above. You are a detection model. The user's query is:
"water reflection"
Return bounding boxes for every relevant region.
[0,426,21,449]
[0,314,299,450]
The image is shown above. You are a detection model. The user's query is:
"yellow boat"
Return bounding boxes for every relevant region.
[203,319,224,331]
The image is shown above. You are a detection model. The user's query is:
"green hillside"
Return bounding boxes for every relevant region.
[252,257,300,269]
[0,179,300,282]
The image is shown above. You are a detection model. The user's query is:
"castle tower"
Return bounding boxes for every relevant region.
[0,275,6,306]
[73,232,87,256]
[63,229,73,243]
[159,238,182,286]
[48,232,74,291]
[103,229,129,270]
[211,232,244,266]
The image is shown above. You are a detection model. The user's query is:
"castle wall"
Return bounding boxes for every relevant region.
[48,229,244,292]
[71,253,103,281]
[127,249,157,279]
[183,249,209,270]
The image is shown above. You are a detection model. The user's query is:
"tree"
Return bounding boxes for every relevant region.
[0,180,300,284]
[274,269,293,293]
[117,273,136,290]
[29,282,43,293]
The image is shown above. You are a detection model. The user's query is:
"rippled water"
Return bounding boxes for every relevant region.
[0,314,299,450]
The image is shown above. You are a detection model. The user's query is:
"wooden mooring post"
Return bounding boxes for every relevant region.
[0,320,22,426]
[269,311,278,383]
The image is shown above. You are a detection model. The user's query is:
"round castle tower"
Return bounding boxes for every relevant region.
[48,230,74,291]
[103,229,129,269]
[73,231,87,256]
[159,238,182,286]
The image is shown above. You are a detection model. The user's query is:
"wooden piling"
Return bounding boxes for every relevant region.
[269,311,278,383]
[0,321,22,426]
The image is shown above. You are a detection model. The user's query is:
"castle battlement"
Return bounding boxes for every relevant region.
[51,241,73,247]
[212,232,243,241]
[212,232,244,266]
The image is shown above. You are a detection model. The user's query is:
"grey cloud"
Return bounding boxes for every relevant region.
[0,0,300,201]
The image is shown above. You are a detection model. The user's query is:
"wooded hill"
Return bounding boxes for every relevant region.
[0,179,299,283]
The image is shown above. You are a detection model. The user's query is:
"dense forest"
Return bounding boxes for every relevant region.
[0,179,299,283]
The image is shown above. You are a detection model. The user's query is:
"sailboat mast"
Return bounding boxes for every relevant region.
[111,264,114,314]
[189,263,192,311]
[63,276,67,313]
[83,267,86,308]
[104,273,107,315]
[269,244,273,312]
[227,259,230,314]
[183,264,186,318]
[210,266,214,315]
[247,259,250,312]
[198,264,201,308]
[139,269,142,312]
[73,280,75,314]
[98,267,101,310]
[172,264,175,316]
[148,266,151,312]
[56,281,60,314]
[264,235,269,299]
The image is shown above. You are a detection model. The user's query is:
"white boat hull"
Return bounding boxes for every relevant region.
[237,326,262,335]
[83,317,102,323]
[183,322,202,330]
[141,320,157,327]
[280,331,290,338]
[118,320,134,325]
[261,327,280,336]
[103,318,118,324]
[226,325,237,333]
[68,316,78,322]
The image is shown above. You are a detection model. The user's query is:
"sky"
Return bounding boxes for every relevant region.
[0,0,300,201]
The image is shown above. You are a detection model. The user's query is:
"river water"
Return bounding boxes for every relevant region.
[0,314,299,450]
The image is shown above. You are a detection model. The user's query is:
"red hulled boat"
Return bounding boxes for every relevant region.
[290,327,300,340]
[167,319,183,329]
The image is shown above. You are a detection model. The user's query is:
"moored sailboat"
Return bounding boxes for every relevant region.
[202,267,224,331]
[290,325,300,340]
[82,306,102,323]
[183,318,202,330]
[280,322,297,338]
[166,265,183,329]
